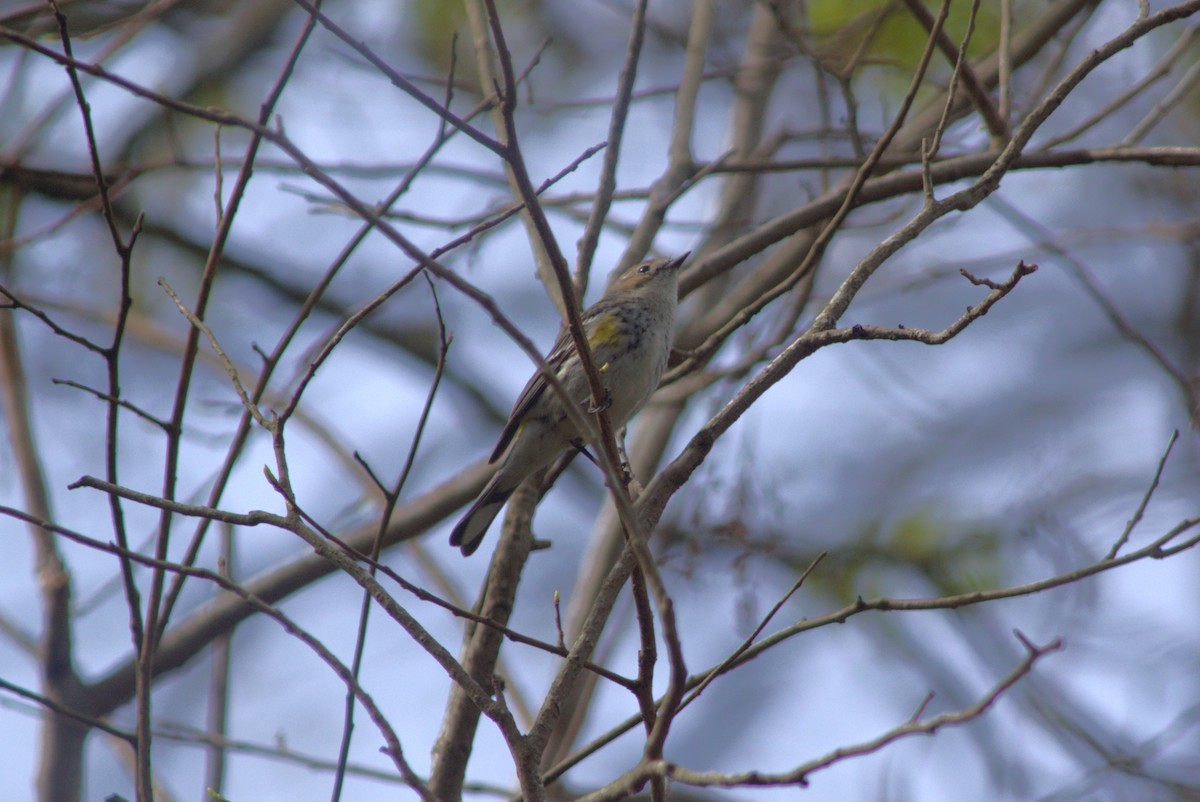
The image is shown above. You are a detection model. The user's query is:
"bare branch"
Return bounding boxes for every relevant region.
[543,515,1200,786]
[901,0,1008,142]
[574,0,650,293]
[0,678,134,745]
[289,0,505,157]
[1107,430,1180,560]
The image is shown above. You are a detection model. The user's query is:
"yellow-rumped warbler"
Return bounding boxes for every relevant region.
[449,253,688,556]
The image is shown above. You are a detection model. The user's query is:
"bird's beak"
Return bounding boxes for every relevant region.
[666,251,690,271]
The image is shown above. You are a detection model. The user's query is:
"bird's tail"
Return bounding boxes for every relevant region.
[449,472,514,556]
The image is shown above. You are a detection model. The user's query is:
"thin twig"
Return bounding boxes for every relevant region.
[682,552,826,707]
[153,80,516,635]
[203,521,235,796]
[50,378,170,430]
[0,678,135,744]
[289,0,504,157]
[924,0,986,160]
[998,0,1013,126]
[0,506,434,797]
[987,193,1192,397]
[648,635,1060,794]
[0,284,108,355]
[676,0,957,375]
[541,514,1200,788]
[901,0,1007,141]
[332,272,452,802]
[1106,430,1180,560]
[1043,25,1200,148]
[1123,52,1200,145]
[574,0,650,294]
[648,3,1200,542]
[157,278,270,429]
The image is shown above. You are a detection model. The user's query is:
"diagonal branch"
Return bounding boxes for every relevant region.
[598,634,1063,799]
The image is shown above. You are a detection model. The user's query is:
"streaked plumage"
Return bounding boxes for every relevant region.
[449,253,687,556]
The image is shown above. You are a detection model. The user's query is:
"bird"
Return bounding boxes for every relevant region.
[449,252,688,556]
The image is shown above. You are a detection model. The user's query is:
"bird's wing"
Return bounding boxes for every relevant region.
[488,327,577,463]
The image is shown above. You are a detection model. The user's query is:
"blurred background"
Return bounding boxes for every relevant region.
[1,0,1199,800]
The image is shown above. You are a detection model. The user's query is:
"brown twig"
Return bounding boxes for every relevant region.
[1106,430,1180,560]
[542,513,1200,788]
[0,505,434,797]
[676,0,956,375]
[901,0,1008,142]
[619,634,1062,797]
[574,0,650,294]
[648,3,1200,540]
[202,521,234,797]
[332,271,452,801]
[986,193,1195,406]
[289,0,504,157]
